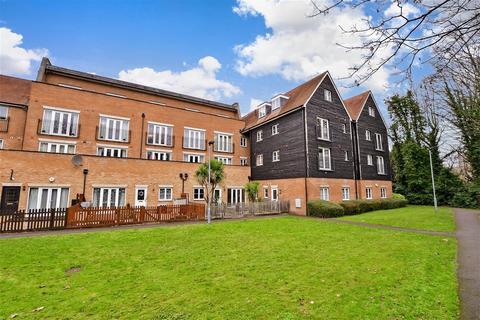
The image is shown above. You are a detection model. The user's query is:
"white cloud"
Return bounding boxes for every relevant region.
[249,98,263,111]
[118,56,240,101]
[0,27,48,76]
[233,0,393,93]
[385,2,420,18]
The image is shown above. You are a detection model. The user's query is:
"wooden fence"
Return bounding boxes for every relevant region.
[0,208,67,232]
[66,203,205,228]
[210,200,289,219]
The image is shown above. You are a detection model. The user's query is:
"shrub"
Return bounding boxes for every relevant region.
[340,198,408,216]
[392,193,406,200]
[307,200,344,218]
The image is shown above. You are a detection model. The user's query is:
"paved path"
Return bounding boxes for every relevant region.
[454,208,480,320]
[329,218,455,237]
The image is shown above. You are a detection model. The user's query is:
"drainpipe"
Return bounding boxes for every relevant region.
[303,108,309,215]
[139,113,145,159]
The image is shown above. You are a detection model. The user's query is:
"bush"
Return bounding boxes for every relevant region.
[340,198,408,216]
[307,200,344,218]
[392,193,406,200]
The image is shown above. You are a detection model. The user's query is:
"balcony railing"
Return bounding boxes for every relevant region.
[145,132,174,147]
[96,126,131,143]
[37,119,80,138]
[213,143,235,154]
[182,137,207,151]
[0,117,9,132]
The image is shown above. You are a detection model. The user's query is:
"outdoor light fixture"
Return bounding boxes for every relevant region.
[179,173,189,194]
[82,169,89,200]
[207,140,215,224]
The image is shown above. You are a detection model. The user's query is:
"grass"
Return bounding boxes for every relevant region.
[339,205,455,232]
[0,216,457,319]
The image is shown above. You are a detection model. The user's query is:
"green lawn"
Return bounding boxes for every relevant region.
[0,216,457,319]
[339,205,455,232]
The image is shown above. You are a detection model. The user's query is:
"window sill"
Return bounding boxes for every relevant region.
[317,138,331,142]
[158,199,173,202]
[97,138,130,143]
[39,132,79,139]
[318,168,333,171]
[375,149,384,152]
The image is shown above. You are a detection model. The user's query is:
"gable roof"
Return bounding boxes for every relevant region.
[242,72,327,131]
[344,91,370,121]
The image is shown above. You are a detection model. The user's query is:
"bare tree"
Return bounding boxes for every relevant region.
[310,0,480,85]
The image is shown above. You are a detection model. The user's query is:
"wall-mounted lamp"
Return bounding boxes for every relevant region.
[179,173,189,194]
[82,169,89,200]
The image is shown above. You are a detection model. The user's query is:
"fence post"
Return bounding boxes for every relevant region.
[115,208,120,226]
[140,206,145,223]
[49,208,55,229]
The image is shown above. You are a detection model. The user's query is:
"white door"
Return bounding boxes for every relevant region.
[135,187,147,207]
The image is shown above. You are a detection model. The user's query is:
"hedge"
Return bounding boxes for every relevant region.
[340,198,408,216]
[307,200,344,218]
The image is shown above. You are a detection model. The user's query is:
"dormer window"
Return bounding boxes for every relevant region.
[258,106,266,118]
[324,89,332,102]
[271,95,289,111]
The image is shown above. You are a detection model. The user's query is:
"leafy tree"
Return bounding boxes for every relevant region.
[194,160,225,205]
[244,181,260,203]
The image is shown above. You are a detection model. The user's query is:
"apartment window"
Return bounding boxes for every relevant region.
[367,154,373,166]
[240,157,248,166]
[93,187,126,207]
[147,123,173,146]
[98,116,129,142]
[215,156,232,165]
[344,150,349,161]
[377,156,386,174]
[240,137,247,147]
[365,187,373,199]
[375,133,383,151]
[365,130,371,141]
[158,187,173,201]
[41,108,79,137]
[183,128,205,150]
[272,124,279,135]
[342,187,350,201]
[39,141,75,154]
[263,187,269,199]
[256,154,263,166]
[214,132,233,153]
[258,106,266,118]
[184,153,205,163]
[0,139,3,149]
[193,187,205,200]
[272,150,280,162]
[27,187,69,210]
[147,150,171,161]
[228,188,245,204]
[97,146,127,158]
[256,130,263,142]
[317,118,330,140]
[318,147,331,170]
[0,105,8,119]
[342,123,347,134]
[380,187,387,198]
[320,187,329,201]
[271,186,279,201]
[324,89,332,102]
[368,106,375,117]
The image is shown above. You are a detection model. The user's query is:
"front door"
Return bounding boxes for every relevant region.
[1,186,21,212]
[135,187,147,207]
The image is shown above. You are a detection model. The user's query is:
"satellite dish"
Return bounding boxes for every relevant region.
[71,155,83,166]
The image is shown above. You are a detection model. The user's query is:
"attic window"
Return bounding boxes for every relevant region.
[324,89,332,102]
[271,95,289,111]
[368,106,375,117]
[258,106,266,118]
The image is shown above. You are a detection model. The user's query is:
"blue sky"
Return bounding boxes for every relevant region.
[0,0,430,116]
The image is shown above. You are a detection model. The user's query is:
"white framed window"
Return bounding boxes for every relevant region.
[272,124,279,135]
[214,132,233,153]
[271,186,279,201]
[93,187,126,207]
[39,141,75,154]
[227,188,245,204]
[380,187,387,198]
[41,107,79,137]
[215,156,232,165]
[97,146,127,158]
[27,187,69,210]
[272,150,280,162]
[240,157,248,166]
[375,133,383,151]
[147,123,173,146]
[317,117,330,140]
[256,130,263,142]
[365,187,373,199]
[342,187,350,201]
[240,137,247,147]
[147,150,171,161]
[263,187,269,199]
[256,154,263,166]
[193,187,205,200]
[377,156,386,174]
[342,123,347,134]
[183,128,205,150]
[0,139,3,149]
[365,130,371,141]
[344,150,349,161]
[0,105,8,119]
[324,89,332,102]
[184,153,205,163]
[98,115,129,142]
[258,106,266,118]
[158,187,173,201]
[368,106,375,117]
[271,98,281,110]
[367,154,373,166]
[320,187,329,201]
[318,147,331,170]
